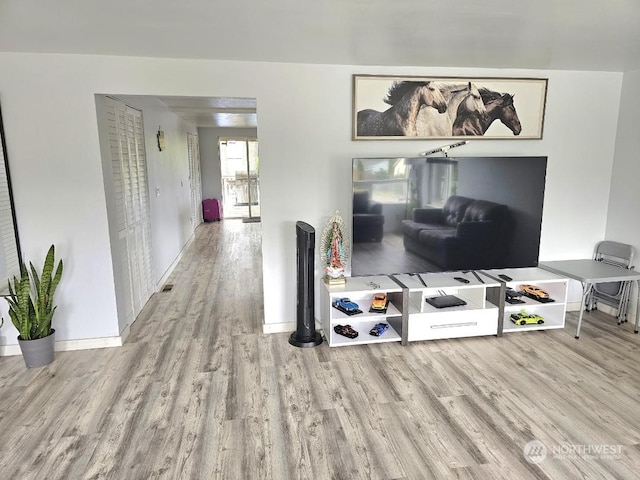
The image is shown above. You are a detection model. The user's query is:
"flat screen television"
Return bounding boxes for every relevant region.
[351,156,547,276]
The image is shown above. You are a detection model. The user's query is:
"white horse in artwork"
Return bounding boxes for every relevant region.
[416,82,486,137]
[357,81,448,137]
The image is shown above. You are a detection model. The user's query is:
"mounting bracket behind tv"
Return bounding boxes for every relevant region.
[419,140,468,157]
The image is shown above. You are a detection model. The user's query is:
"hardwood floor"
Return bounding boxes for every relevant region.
[1,219,640,479]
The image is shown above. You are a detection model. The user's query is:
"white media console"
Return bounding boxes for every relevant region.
[320,267,569,347]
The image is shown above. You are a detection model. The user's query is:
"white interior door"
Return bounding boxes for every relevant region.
[105,97,154,325]
[126,106,154,310]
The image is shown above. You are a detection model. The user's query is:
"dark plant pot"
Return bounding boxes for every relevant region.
[17,329,55,368]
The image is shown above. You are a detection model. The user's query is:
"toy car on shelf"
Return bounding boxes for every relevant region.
[505,288,525,304]
[332,297,362,315]
[369,293,388,313]
[510,310,545,325]
[334,324,358,339]
[519,284,550,300]
[369,322,389,336]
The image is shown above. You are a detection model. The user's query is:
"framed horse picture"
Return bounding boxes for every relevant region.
[352,75,548,140]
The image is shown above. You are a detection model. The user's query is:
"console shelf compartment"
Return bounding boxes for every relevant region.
[393,271,501,344]
[482,267,569,334]
[320,275,404,347]
[328,319,402,347]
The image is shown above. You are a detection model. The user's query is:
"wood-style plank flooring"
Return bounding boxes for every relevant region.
[2,220,640,479]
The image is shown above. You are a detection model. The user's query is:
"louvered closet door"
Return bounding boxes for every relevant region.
[105,98,135,327]
[125,106,154,310]
[187,132,202,228]
[104,97,154,326]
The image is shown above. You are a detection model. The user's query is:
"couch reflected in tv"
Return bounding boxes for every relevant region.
[352,191,384,243]
[401,195,513,270]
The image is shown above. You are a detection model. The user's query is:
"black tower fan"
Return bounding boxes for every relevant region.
[289,221,323,347]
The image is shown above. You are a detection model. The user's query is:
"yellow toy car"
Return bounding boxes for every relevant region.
[510,310,545,325]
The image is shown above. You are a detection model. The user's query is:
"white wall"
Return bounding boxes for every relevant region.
[0,53,624,344]
[603,68,640,315]
[607,68,640,255]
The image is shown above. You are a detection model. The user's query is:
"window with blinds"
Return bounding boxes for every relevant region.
[0,105,22,296]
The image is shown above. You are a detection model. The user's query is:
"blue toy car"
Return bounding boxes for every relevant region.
[333,297,361,314]
[369,323,389,336]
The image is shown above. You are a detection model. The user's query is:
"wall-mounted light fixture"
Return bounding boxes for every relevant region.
[157,127,166,152]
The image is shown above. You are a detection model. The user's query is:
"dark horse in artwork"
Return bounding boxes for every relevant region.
[357,81,447,136]
[415,82,486,137]
[452,88,522,136]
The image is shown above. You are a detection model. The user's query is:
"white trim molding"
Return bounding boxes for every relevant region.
[262,319,322,335]
[0,334,127,357]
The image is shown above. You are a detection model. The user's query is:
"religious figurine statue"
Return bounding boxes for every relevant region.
[321,211,349,284]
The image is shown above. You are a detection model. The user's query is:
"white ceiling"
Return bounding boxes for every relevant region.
[2,0,639,72]
[155,96,258,128]
[2,0,639,127]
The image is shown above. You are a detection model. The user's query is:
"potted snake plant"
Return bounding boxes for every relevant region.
[3,245,63,367]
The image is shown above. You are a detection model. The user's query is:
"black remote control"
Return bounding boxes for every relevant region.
[453,276,470,284]
[498,274,513,282]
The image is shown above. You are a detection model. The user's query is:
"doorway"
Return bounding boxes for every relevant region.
[219,138,260,221]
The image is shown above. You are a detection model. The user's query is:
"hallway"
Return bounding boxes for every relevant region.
[0,219,268,478]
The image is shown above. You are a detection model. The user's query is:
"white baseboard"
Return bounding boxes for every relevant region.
[566,302,581,312]
[119,323,131,343]
[0,334,127,357]
[263,322,296,334]
[262,319,321,335]
[0,344,22,356]
[56,336,125,351]
[566,302,622,316]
